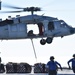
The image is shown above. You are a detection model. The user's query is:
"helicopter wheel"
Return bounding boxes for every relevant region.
[46,37,53,44]
[40,39,46,45]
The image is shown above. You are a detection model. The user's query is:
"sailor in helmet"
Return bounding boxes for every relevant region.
[46,56,62,75]
[67,54,75,73]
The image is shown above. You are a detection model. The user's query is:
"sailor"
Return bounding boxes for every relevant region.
[0,57,1,64]
[67,54,75,73]
[46,56,62,75]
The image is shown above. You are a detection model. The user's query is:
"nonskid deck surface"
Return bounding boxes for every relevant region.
[0,73,75,75]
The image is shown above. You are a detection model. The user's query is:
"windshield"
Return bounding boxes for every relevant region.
[60,20,72,28]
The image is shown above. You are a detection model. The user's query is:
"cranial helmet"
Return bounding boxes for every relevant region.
[73,54,75,57]
[50,56,54,60]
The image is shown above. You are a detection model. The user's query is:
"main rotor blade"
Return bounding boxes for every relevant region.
[0,10,23,13]
[3,4,24,9]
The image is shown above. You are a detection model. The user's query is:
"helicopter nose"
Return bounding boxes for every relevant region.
[70,28,75,34]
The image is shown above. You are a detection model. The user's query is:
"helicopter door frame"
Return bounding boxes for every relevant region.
[37,22,44,36]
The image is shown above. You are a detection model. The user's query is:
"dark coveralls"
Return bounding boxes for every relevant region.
[47,61,62,75]
[0,57,1,63]
[68,58,75,73]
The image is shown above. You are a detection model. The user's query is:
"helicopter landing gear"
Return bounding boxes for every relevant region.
[40,39,46,45]
[40,37,53,45]
[46,37,53,44]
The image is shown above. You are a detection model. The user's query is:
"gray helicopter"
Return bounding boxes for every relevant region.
[0,6,75,45]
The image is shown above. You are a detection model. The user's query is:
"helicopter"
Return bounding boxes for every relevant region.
[0,6,75,45]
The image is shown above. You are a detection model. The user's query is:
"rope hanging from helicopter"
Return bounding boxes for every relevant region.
[31,39,37,62]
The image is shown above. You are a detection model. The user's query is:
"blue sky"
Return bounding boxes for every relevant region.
[0,0,75,67]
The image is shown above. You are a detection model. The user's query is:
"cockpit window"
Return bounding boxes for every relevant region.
[61,21,64,25]
[60,20,67,28]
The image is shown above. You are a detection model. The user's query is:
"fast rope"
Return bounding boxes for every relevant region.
[31,39,37,62]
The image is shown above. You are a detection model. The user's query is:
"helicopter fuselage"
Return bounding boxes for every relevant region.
[0,15,75,45]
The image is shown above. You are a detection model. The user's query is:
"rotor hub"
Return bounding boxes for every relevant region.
[23,7,41,15]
